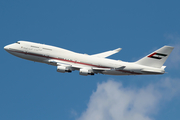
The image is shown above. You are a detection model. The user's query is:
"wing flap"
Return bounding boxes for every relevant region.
[92,67,111,71]
[92,66,125,72]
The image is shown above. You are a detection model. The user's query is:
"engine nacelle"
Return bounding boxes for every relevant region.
[79,69,94,76]
[57,66,72,73]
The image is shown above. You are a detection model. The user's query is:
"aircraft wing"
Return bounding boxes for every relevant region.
[48,59,110,71]
[91,48,122,58]
[92,66,125,72]
[48,59,125,74]
[48,59,81,69]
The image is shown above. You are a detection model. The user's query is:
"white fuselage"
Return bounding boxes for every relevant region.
[4,41,165,75]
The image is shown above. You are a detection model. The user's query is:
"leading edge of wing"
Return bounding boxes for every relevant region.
[91,48,122,58]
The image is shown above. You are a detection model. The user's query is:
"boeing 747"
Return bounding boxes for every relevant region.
[4,41,174,76]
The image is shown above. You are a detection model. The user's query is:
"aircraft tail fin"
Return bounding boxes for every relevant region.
[135,46,174,68]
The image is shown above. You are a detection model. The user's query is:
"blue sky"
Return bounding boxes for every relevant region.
[1,0,180,120]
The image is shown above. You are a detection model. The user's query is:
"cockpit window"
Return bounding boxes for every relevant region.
[16,41,20,44]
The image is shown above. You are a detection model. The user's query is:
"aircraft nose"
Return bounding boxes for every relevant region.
[4,44,12,51]
[4,45,9,50]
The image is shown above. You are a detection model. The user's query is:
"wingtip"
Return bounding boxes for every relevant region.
[115,48,122,52]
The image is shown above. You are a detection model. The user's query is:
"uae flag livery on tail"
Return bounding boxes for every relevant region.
[148,52,167,59]
[135,46,174,68]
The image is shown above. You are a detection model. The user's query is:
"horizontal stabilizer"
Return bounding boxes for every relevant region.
[141,69,165,74]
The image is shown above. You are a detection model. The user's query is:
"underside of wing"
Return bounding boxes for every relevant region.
[91,48,122,58]
[48,59,83,69]
[47,59,126,76]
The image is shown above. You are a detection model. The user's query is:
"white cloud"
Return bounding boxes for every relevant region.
[77,78,180,120]
[165,33,180,42]
[70,109,78,118]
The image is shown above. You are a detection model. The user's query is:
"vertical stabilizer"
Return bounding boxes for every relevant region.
[135,46,174,68]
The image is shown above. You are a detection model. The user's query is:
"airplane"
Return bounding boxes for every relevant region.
[4,41,174,76]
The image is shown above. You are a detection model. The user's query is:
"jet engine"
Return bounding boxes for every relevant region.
[79,68,94,76]
[57,66,72,73]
